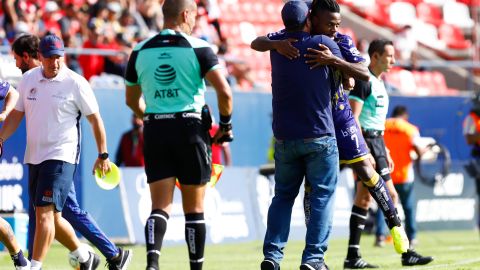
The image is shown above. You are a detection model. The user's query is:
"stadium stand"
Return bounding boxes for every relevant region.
[416,2,444,27]
[438,23,472,50]
[389,2,417,28]
[218,0,284,90]
[0,0,477,95]
[442,1,475,30]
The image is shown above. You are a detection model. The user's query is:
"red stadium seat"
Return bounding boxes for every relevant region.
[343,0,376,15]
[430,71,448,92]
[412,22,446,50]
[384,69,417,95]
[438,23,472,50]
[384,69,403,90]
[443,1,474,29]
[389,2,417,27]
[411,71,433,96]
[417,2,444,27]
[364,3,394,28]
[411,71,460,96]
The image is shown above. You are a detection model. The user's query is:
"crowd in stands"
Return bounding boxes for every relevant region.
[1,0,156,80]
[0,0,265,91]
[0,0,477,94]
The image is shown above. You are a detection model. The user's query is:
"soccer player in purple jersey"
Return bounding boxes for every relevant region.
[255,0,434,267]
[251,0,433,268]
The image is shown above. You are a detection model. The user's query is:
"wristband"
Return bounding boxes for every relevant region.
[98,152,109,160]
[219,114,232,124]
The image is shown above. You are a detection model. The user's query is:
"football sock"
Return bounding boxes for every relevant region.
[347,205,368,259]
[31,260,42,270]
[363,173,401,229]
[11,250,28,266]
[185,213,206,270]
[71,246,90,263]
[145,209,169,269]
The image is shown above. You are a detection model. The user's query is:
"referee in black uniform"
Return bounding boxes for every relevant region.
[124,0,233,269]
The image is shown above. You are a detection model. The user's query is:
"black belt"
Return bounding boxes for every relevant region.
[362,129,384,138]
[143,112,201,121]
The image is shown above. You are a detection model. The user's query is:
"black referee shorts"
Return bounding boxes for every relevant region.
[143,114,212,185]
[363,134,392,181]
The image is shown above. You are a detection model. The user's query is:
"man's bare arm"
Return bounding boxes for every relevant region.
[251,36,299,60]
[86,112,110,176]
[305,45,369,81]
[0,86,19,121]
[0,109,25,156]
[205,69,234,144]
[126,85,146,118]
[0,110,24,141]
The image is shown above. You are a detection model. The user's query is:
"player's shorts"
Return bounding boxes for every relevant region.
[143,112,212,185]
[28,160,76,212]
[362,130,392,181]
[333,101,369,164]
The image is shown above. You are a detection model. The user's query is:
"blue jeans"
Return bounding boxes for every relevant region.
[376,182,416,241]
[28,182,119,260]
[263,136,339,265]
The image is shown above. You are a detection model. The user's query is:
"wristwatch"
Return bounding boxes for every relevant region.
[98,152,109,160]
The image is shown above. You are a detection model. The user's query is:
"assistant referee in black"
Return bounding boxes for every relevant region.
[124,0,233,269]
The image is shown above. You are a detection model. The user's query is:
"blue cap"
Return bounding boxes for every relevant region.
[39,34,64,57]
[281,1,309,30]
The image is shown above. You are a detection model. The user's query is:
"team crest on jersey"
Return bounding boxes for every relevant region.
[27,88,37,101]
[154,64,176,85]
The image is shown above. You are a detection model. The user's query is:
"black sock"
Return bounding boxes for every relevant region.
[185,213,206,270]
[347,205,368,259]
[145,209,169,269]
[364,174,401,229]
[11,250,28,267]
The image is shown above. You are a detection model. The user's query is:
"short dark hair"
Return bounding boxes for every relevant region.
[310,0,340,17]
[392,105,408,117]
[367,39,393,57]
[163,0,195,22]
[12,34,40,59]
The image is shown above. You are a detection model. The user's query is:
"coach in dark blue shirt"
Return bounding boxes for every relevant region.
[269,25,340,140]
[261,2,340,270]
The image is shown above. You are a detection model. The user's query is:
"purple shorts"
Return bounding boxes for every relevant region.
[333,100,370,164]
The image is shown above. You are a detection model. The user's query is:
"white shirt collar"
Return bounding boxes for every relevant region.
[39,65,68,82]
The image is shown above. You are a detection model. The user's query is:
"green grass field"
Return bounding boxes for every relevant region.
[1,230,479,269]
